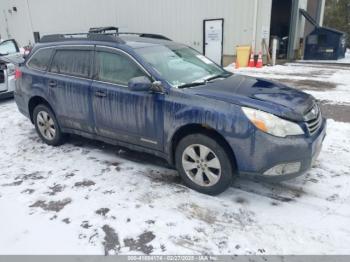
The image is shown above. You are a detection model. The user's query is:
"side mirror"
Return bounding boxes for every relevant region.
[128,76,165,93]
[128,76,152,92]
[150,81,165,93]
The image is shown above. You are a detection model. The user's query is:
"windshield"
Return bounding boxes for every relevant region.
[135,44,227,87]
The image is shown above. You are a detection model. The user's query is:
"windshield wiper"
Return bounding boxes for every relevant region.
[177,72,232,89]
[205,72,232,82]
[178,81,207,89]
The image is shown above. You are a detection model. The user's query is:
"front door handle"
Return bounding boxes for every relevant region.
[95,91,107,98]
[48,80,57,88]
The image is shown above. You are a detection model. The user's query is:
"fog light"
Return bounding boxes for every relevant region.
[264,162,301,176]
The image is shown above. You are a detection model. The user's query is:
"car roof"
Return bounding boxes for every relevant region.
[33,35,183,51]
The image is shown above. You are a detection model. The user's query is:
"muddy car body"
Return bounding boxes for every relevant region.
[14,33,327,195]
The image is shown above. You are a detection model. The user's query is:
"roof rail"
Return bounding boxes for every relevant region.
[39,28,171,44]
[118,32,172,41]
[39,33,125,44]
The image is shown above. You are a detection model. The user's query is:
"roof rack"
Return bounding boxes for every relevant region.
[89,26,119,34]
[39,33,126,44]
[88,27,171,41]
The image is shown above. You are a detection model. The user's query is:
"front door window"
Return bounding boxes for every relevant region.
[96,51,147,85]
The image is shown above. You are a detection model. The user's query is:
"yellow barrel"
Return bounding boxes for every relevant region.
[236,45,251,68]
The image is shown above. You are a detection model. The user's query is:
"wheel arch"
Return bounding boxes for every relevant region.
[169,124,237,171]
[28,96,55,123]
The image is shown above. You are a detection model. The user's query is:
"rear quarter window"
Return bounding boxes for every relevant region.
[50,50,91,78]
[27,48,53,71]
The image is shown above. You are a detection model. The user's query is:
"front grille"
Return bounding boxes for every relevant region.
[305,104,322,135]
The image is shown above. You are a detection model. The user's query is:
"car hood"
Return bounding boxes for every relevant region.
[184,74,314,121]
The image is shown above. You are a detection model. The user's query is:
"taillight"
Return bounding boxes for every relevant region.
[24,49,31,56]
[15,68,22,80]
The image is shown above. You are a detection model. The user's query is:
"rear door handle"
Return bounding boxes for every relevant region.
[48,80,57,88]
[95,91,107,98]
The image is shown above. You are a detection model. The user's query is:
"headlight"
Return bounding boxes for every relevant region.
[242,107,304,137]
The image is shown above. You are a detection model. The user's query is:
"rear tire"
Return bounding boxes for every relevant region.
[175,134,234,195]
[33,104,65,146]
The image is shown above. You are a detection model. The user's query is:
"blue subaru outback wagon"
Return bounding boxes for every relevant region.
[14,32,327,195]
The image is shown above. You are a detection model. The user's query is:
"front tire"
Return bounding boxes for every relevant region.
[175,134,234,195]
[33,104,65,146]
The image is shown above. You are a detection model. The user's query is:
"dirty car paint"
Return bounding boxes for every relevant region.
[14,38,326,181]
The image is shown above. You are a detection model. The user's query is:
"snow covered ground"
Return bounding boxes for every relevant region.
[225,61,350,105]
[1,62,350,255]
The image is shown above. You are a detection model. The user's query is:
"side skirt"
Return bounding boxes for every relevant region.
[61,127,172,165]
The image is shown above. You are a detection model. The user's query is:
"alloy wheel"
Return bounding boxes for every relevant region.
[182,144,222,187]
[36,111,56,141]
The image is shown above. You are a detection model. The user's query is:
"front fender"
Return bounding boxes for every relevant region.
[163,92,251,163]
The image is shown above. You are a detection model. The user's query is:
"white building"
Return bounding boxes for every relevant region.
[0,0,325,65]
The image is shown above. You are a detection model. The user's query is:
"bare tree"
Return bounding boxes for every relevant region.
[324,0,350,47]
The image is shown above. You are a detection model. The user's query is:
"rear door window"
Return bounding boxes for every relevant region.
[50,50,91,78]
[27,48,53,71]
[96,51,147,86]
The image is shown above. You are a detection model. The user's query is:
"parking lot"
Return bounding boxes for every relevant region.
[1,62,350,255]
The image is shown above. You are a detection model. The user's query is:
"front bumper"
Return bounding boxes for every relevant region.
[0,73,15,99]
[0,90,14,99]
[233,118,327,182]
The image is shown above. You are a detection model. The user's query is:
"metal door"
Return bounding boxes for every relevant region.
[203,19,224,65]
